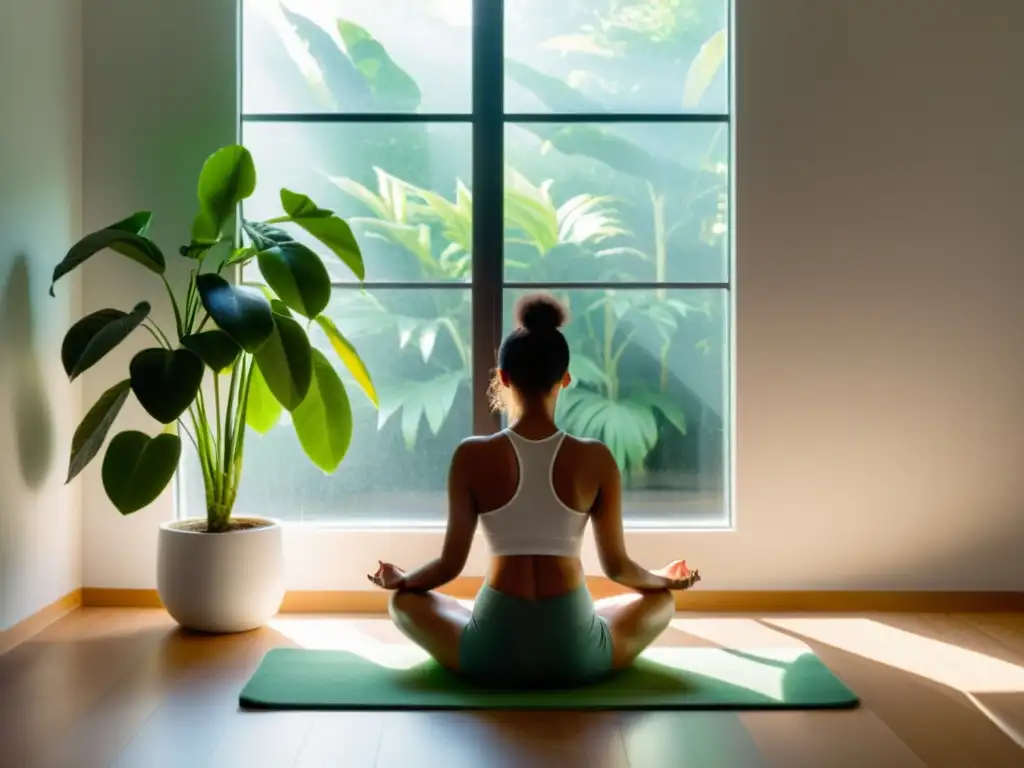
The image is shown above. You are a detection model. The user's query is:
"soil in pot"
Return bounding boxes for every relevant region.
[170,517,271,533]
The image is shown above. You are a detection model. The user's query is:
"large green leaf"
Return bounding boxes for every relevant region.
[129,348,205,424]
[378,371,464,449]
[61,302,150,380]
[418,185,473,259]
[567,352,611,391]
[504,59,605,113]
[101,430,182,515]
[254,312,313,411]
[528,124,685,191]
[683,29,728,108]
[351,219,433,271]
[50,225,165,296]
[558,389,658,470]
[245,363,283,435]
[328,175,391,220]
[280,6,374,111]
[108,211,153,237]
[270,297,292,317]
[182,329,241,373]
[224,246,258,267]
[504,172,560,253]
[316,315,377,406]
[633,390,687,436]
[256,241,332,319]
[66,379,132,483]
[293,349,353,473]
[255,283,294,319]
[556,193,628,245]
[196,145,256,239]
[337,19,421,111]
[190,210,220,244]
[242,219,292,252]
[195,273,275,353]
[280,188,365,280]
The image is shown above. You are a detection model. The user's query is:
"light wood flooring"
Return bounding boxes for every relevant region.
[1,608,1023,767]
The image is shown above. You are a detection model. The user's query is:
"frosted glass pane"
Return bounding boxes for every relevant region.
[506,0,729,114]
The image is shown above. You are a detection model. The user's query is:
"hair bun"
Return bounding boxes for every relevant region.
[515,293,567,332]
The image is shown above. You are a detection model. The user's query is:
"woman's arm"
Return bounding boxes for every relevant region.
[395,441,479,592]
[590,444,680,592]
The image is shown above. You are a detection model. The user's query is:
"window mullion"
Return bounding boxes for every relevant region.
[471,0,504,435]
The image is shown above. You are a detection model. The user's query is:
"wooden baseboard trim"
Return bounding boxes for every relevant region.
[0,588,82,655]
[81,580,1024,614]
[82,588,164,609]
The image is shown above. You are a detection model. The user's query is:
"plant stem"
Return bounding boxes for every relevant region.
[195,389,217,496]
[649,186,670,391]
[230,358,253,496]
[141,322,171,349]
[188,407,214,499]
[659,342,671,392]
[439,318,468,369]
[650,187,667,300]
[611,331,636,372]
[183,270,199,334]
[213,374,222,501]
[222,363,240,489]
[177,419,199,454]
[161,275,184,339]
[603,297,617,401]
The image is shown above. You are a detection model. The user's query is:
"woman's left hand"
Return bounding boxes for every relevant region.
[367,561,406,590]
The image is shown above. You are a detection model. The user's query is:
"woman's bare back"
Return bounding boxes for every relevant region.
[463,430,606,600]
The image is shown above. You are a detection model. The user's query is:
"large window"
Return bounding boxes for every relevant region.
[183,0,732,528]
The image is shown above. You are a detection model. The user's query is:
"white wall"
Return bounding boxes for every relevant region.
[81,0,1024,592]
[0,0,83,630]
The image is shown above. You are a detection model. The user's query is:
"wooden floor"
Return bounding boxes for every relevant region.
[2,609,1023,767]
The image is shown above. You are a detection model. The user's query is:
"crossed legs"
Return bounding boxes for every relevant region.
[388,588,674,674]
[594,590,675,669]
[388,591,471,672]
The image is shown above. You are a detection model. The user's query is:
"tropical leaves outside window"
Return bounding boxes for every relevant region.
[267,2,726,473]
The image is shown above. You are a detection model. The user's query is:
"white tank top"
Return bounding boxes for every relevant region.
[477,429,590,558]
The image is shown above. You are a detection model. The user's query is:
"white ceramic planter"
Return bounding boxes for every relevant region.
[157,517,285,633]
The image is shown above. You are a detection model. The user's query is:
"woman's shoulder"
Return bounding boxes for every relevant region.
[453,432,509,462]
[455,431,611,461]
[561,431,608,451]
[559,433,616,467]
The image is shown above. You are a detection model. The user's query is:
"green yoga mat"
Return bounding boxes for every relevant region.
[240,647,858,711]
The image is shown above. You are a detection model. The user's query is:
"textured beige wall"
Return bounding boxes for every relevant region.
[80,0,1024,590]
[0,0,83,629]
[731,0,1023,588]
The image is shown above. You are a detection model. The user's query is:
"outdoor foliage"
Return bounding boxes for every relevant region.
[254,0,728,482]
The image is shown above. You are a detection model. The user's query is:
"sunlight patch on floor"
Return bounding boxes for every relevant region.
[670,618,813,659]
[267,618,430,669]
[764,618,1024,694]
[643,646,790,701]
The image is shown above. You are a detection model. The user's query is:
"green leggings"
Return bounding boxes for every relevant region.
[458,584,614,688]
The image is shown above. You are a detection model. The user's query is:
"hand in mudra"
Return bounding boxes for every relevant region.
[654,560,701,590]
[367,561,405,590]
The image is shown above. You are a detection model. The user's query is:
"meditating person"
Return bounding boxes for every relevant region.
[367,293,701,688]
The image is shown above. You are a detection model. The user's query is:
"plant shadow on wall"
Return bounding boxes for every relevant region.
[49,146,375,631]
[251,0,729,502]
[1,253,55,491]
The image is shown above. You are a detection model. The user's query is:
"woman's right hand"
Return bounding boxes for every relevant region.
[653,560,701,590]
[367,561,406,590]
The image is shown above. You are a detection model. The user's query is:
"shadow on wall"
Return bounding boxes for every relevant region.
[1,252,55,490]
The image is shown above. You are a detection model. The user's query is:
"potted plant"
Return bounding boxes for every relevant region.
[50,145,376,632]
